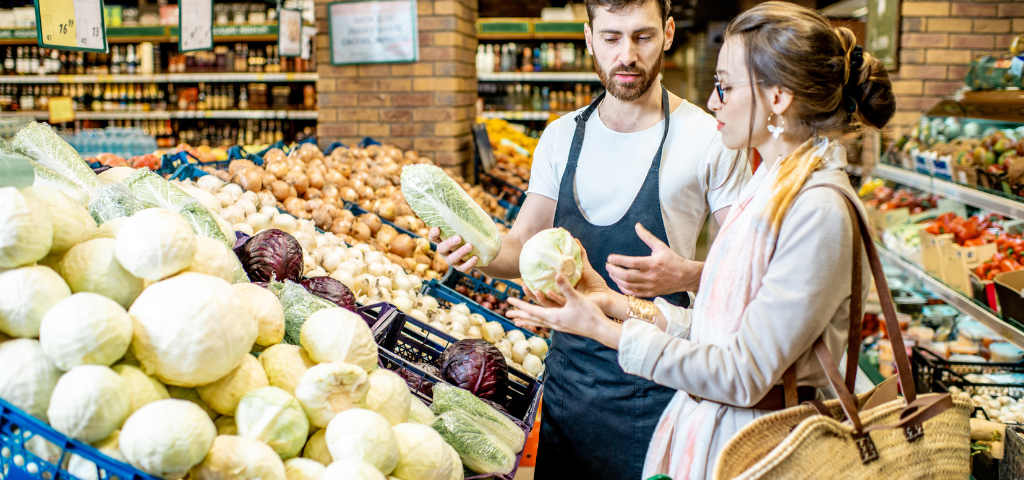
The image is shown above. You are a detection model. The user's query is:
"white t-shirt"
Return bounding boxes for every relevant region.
[527,99,749,261]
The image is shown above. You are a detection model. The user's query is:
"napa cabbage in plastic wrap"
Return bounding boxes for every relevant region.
[25,157,89,205]
[431,409,515,475]
[122,169,233,248]
[400,165,501,266]
[430,383,524,452]
[0,138,11,153]
[12,122,101,191]
[0,152,34,189]
[88,183,146,225]
[268,280,335,345]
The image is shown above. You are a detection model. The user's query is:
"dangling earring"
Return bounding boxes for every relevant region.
[767,113,785,161]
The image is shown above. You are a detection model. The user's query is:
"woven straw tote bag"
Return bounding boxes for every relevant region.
[714,185,972,480]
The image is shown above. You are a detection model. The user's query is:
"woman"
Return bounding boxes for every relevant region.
[507,2,897,478]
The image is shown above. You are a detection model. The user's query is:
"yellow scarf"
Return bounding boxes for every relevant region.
[763,138,829,233]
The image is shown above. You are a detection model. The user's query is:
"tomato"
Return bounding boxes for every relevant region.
[964,237,988,247]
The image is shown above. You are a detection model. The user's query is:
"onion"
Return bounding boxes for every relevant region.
[512,339,532,364]
[340,187,358,203]
[374,199,398,221]
[217,192,235,208]
[482,321,505,344]
[386,254,409,270]
[308,267,328,277]
[376,225,399,246]
[393,216,411,230]
[293,174,309,196]
[272,213,298,233]
[257,191,277,210]
[312,208,332,229]
[450,303,471,318]
[259,206,278,217]
[245,212,273,231]
[394,275,413,292]
[367,262,385,277]
[261,172,277,188]
[330,218,352,236]
[222,183,244,201]
[233,222,254,236]
[335,261,359,276]
[358,186,375,199]
[418,296,439,311]
[268,161,289,179]
[220,205,244,224]
[376,276,393,291]
[331,269,355,290]
[304,187,323,200]
[283,197,305,214]
[357,213,382,235]
[350,222,372,242]
[240,190,259,207]
[467,326,482,339]
[271,180,291,201]
[389,234,415,258]
[408,275,423,291]
[410,309,428,323]
[324,170,344,186]
[236,199,257,216]
[232,168,263,192]
[469,313,485,326]
[393,296,414,313]
[309,171,326,189]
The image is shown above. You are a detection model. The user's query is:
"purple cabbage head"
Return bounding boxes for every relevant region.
[398,362,441,397]
[238,229,303,283]
[299,276,356,312]
[439,339,508,401]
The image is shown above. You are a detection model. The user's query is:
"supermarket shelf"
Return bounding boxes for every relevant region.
[18,110,319,120]
[0,73,318,84]
[875,242,1024,349]
[477,72,599,82]
[0,25,284,45]
[873,163,1024,221]
[479,110,566,121]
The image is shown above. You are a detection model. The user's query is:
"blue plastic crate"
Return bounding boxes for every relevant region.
[322,142,348,156]
[421,279,549,348]
[371,302,543,424]
[440,268,527,305]
[0,398,161,480]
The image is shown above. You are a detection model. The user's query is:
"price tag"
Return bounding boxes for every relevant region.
[278,8,302,58]
[48,96,75,123]
[300,26,316,60]
[178,0,213,52]
[34,0,107,52]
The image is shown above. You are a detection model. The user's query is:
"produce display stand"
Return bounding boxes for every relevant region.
[422,277,547,347]
[371,304,542,480]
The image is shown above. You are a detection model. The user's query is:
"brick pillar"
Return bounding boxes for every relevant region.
[314,0,479,168]
[887,1,1024,139]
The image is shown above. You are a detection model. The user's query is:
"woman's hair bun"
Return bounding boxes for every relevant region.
[835,26,896,130]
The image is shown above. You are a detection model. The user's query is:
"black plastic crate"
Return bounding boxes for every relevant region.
[370,302,543,423]
[913,347,1024,398]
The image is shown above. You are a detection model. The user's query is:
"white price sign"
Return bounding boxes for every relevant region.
[301,26,317,60]
[178,0,213,52]
[278,8,303,57]
[329,0,418,65]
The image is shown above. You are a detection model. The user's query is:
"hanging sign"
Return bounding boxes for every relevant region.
[278,8,303,57]
[33,0,108,52]
[48,96,75,123]
[301,25,317,60]
[329,0,418,65]
[178,0,213,52]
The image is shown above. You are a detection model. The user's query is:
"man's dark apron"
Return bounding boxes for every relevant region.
[535,86,688,479]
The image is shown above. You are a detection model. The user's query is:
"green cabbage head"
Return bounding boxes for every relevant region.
[519,228,583,294]
[235,386,310,460]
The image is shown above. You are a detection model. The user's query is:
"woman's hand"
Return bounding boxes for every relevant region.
[507,274,623,349]
[429,227,478,272]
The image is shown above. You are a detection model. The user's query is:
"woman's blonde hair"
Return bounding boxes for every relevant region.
[723,1,896,230]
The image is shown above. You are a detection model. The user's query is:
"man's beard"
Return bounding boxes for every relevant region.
[594,53,663,102]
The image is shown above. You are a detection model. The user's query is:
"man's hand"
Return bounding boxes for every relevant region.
[429,227,478,272]
[606,223,703,297]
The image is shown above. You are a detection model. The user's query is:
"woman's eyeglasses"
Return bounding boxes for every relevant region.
[714,75,762,103]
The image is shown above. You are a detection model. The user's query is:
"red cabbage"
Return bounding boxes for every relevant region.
[439,339,508,401]
[398,362,441,397]
[299,276,356,312]
[239,229,303,283]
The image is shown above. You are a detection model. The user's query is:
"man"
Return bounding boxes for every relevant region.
[431,0,747,477]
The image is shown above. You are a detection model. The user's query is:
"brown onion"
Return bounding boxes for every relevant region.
[309,171,326,190]
[337,209,355,222]
[324,170,344,186]
[271,180,291,201]
[349,178,365,191]
[330,218,352,235]
[337,164,352,178]
[320,184,339,198]
[392,216,411,230]
[376,225,399,246]
[432,251,449,272]
[232,168,263,193]
[375,199,398,221]
[228,159,257,177]
[358,186,375,199]
[305,199,323,212]
[414,253,431,266]
[261,172,277,187]
[387,254,410,270]
[389,234,416,258]
[283,197,305,213]
[323,203,339,219]
[267,161,289,179]
[312,208,332,229]
[304,187,323,200]
[350,222,372,242]
[340,187,358,203]
[357,213,382,235]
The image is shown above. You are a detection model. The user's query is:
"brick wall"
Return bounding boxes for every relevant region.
[314,0,479,167]
[888,0,1023,138]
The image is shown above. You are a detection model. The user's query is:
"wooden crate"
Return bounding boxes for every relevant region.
[919,227,954,278]
[941,241,998,295]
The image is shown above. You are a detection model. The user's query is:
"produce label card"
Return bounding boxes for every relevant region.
[301,25,317,60]
[329,0,418,65]
[278,8,303,57]
[34,0,108,52]
[48,96,75,123]
[178,0,213,52]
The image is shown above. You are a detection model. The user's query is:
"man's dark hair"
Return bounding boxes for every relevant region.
[585,0,671,24]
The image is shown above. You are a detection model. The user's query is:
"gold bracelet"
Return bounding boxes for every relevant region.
[626,295,657,324]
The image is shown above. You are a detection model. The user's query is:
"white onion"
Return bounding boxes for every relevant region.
[333,247,349,261]
[346,248,364,262]
[450,323,466,335]
[393,296,414,313]
[468,314,485,327]
[331,270,355,290]
[467,326,482,339]
[322,251,342,272]
[523,354,543,377]
[220,206,244,224]
[376,276,393,291]
[308,267,328,277]
[392,290,409,299]
[363,251,383,265]
[512,339,532,364]
[233,223,255,237]
[236,199,257,216]
[245,213,273,232]
[367,262,385,277]
[394,275,413,293]
[408,276,422,291]
[429,321,448,333]
[410,309,428,323]
[505,330,527,345]
[217,192,235,208]
[449,314,470,328]
[419,297,439,311]
[450,304,471,317]
[258,206,279,217]
[272,213,298,234]
[353,274,374,296]
[336,261,359,276]
[222,183,244,202]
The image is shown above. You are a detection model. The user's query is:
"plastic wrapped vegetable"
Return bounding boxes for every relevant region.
[400,165,501,266]
[431,409,515,475]
[12,122,101,191]
[241,229,304,283]
[268,280,335,345]
[24,156,90,205]
[88,183,146,225]
[430,384,524,452]
[122,169,232,248]
[519,227,583,294]
[439,339,507,401]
